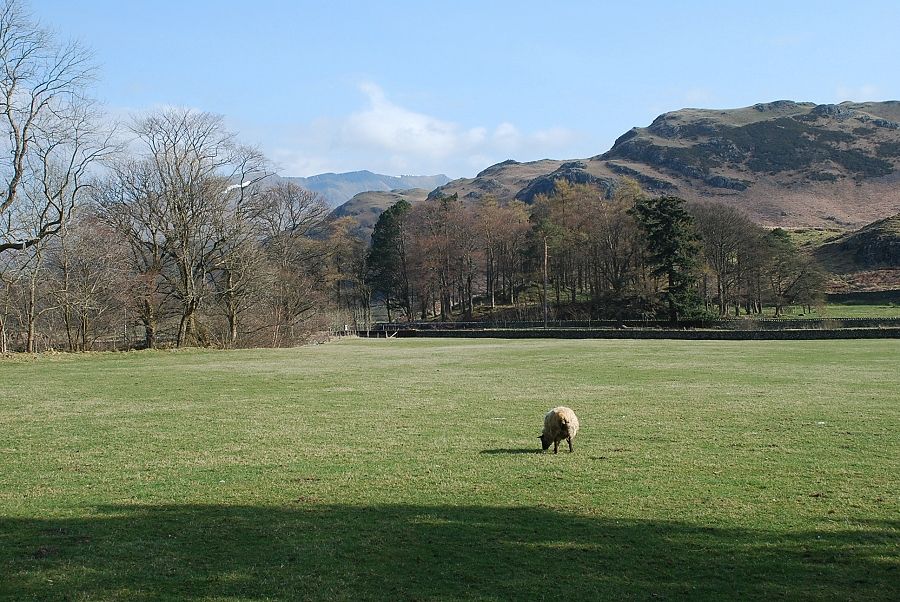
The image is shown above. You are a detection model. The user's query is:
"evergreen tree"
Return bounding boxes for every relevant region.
[365,200,412,321]
[632,196,702,322]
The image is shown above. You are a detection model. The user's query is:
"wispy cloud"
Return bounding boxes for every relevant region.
[341,83,486,159]
[269,83,579,177]
[108,82,580,177]
[109,85,580,178]
[835,84,882,102]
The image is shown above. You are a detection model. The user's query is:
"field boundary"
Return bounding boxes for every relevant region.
[358,327,900,340]
[374,317,900,330]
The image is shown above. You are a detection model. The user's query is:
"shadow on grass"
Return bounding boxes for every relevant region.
[1,504,897,600]
[479,448,542,455]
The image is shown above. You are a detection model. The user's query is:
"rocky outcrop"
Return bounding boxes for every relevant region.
[603,162,677,192]
[819,214,900,268]
[515,162,615,203]
[426,101,900,229]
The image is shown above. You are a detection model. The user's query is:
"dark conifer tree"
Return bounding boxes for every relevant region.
[632,196,702,323]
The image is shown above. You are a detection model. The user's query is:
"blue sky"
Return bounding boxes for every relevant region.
[35,0,900,178]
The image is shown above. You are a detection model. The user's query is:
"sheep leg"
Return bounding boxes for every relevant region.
[553,440,559,454]
[567,436,574,452]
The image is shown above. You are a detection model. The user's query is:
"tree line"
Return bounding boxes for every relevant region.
[365,180,825,325]
[0,104,369,351]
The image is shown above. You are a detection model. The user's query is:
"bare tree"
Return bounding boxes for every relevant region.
[95,159,172,348]
[323,216,371,330]
[584,178,644,313]
[690,202,765,316]
[8,239,52,351]
[0,249,21,351]
[257,182,330,346]
[207,177,271,347]
[46,212,127,350]
[0,0,112,254]
[130,108,269,346]
[0,256,13,354]
[763,228,825,316]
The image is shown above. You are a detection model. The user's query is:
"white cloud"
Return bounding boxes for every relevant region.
[105,90,580,179]
[270,83,580,178]
[836,84,882,102]
[342,82,477,158]
[682,88,715,107]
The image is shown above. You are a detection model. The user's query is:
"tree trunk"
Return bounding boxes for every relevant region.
[143,320,157,349]
[228,312,238,347]
[26,274,37,353]
[79,313,89,351]
[63,304,76,351]
[668,271,677,323]
[487,251,495,308]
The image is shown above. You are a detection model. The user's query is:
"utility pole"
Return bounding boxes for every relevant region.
[543,236,548,328]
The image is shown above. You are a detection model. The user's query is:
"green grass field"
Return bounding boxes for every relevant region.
[776,303,900,318]
[1,339,898,600]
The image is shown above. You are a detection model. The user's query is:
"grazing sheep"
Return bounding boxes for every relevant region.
[539,406,580,453]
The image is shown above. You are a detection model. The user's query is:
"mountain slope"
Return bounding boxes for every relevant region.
[429,101,900,229]
[329,188,429,241]
[817,213,900,269]
[812,213,900,292]
[281,171,449,207]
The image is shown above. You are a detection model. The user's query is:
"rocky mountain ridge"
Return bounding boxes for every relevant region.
[427,100,900,229]
[275,171,449,208]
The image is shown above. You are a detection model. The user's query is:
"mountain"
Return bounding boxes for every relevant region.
[429,101,900,229]
[276,171,449,207]
[329,188,429,241]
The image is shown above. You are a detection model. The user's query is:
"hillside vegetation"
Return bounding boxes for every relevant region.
[330,188,429,240]
[817,213,900,269]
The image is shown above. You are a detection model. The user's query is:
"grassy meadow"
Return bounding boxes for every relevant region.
[1,338,898,600]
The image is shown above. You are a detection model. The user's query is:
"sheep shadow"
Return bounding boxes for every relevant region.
[479,448,542,455]
[2,504,898,600]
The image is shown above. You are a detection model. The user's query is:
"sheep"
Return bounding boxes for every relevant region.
[539,406,580,453]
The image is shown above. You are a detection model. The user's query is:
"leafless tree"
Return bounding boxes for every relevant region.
[585,178,644,308]
[690,202,767,315]
[322,216,371,329]
[46,212,127,350]
[130,108,269,346]
[257,182,330,346]
[0,0,113,254]
[0,250,20,351]
[6,239,53,351]
[95,159,172,348]
[207,178,271,347]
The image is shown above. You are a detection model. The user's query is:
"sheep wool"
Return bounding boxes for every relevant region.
[540,406,580,453]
